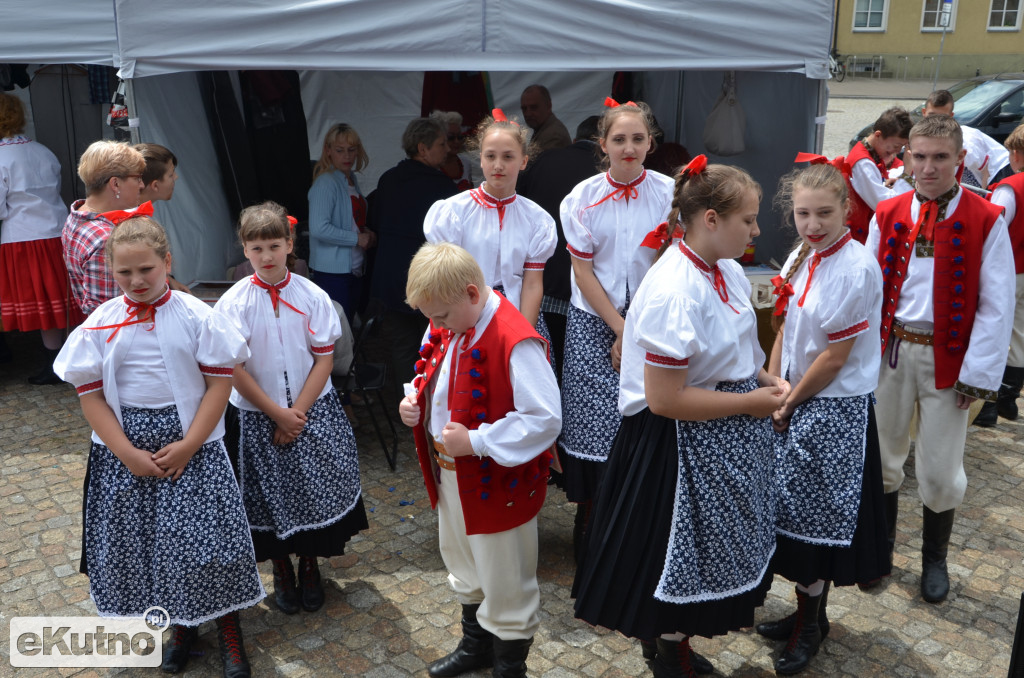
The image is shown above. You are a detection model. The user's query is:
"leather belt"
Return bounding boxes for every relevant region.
[892,320,933,346]
[432,440,457,471]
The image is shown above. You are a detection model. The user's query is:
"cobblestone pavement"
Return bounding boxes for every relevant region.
[2,326,1023,678]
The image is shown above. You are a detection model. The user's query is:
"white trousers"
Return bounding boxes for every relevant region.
[1009,272,1024,368]
[436,468,540,640]
[876,340,968,512]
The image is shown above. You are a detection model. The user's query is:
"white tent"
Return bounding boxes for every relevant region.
[1,0,835,280]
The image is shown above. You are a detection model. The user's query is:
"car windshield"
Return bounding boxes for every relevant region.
[949,81,1020,122]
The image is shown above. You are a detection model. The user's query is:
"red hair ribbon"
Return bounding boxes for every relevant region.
[286,215,298,232]
[100,200,154,225]
[793,152,851,180]
[604,96,637,108]
[640,221,682,249]
[770,274,794,317]
[251,273,315,335]
[492,108,519,126]
[680,154,707,177]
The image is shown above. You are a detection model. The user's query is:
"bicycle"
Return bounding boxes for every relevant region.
[828,51,847,82]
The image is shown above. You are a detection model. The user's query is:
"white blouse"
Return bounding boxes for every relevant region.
[424,188,556,310]
[0,135,67,244]
[619,242,764,416]
[778,233,883,397]
[54,289,249,445]
[561,169,674,315]
[215,271,342,411]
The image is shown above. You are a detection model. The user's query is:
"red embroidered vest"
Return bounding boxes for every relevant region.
[411,293,552,535]
[991,173,1024,274]
[875,190,1002,389]
[847,141,902,245]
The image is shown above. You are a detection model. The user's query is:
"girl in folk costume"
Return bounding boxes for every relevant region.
[215,202,368,617]
[758,159,890,675]
[557,99,673,554]
[53,217,264,677]
[574,158,788,678]
[423,109,557,337]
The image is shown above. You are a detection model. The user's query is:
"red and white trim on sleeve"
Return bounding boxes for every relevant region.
[978,155,990,171]
[199,365,235,377]
[827,320,870,343]
[644,352,689,368]
[311,344,335,355]
[523,261,546,270]
[566,243,593,260]
[76,380,103,395]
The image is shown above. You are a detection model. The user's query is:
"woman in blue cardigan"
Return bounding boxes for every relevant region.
[308,123,376,322]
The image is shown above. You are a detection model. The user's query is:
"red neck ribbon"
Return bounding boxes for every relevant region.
[586,170,646,210]
[915,200,940,242]
[87,287,171,343]
[100,201,154,225]
[251,272,315,334]
[796,253,822,307]
[470,188,517,230]
[677,241,739,314]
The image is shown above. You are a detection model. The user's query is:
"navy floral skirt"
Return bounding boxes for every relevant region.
[82,406,264,626]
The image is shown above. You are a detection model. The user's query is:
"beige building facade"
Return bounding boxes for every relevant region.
[835,0,1023,79]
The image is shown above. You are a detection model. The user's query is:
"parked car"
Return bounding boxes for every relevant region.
[849,72,1024,149]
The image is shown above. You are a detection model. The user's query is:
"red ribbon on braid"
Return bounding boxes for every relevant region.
[679,154,707,177]
[604,96,637,108]
[492,108,519,126]
[770,274,794,317]
[793,152,852,180]
[100,200,154,225]
[640,221,682,249]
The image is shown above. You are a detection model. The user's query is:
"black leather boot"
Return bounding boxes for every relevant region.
[216,612,251,678]
[997,365,1024,420]
[160,624,198,673]
[641,637,714,674]
[492,637,533,678]
[28,348,63,385]
[774,587,823,675]
[756,581,830,641]
[428,603,495,677]
[921,506,955,603]
[650,636,709,678]
[298,555,324,612]
[272,557,300,615]
[974,401,999,427]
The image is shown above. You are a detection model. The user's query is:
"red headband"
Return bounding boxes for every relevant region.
[793,152,852,179]
[492,108,519,126]
[287,215,297,232]
[604,96,637,108]
[679,154,708,177]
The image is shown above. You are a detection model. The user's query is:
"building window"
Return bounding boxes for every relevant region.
[922,0,957,32]
[853,0,888,31]
[989,0,1022,30]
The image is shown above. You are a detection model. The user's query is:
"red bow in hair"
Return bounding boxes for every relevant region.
[680,154,707,177]
[640,221,682,249]
[793,152,852,180]
[492,108,519,126]
[286,215,297,232]
[100,200,154,225]
[604,96,637,108]
[770,274,794,317]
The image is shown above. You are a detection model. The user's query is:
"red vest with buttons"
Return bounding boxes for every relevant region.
[847,141,902,245]
[411,293,552,536]
[991,173,1024,274]
[875,189,1003,389]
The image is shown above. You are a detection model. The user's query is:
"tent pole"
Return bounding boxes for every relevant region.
[814,78,827,155]
[124,78,141,144]
[674,71,685,143]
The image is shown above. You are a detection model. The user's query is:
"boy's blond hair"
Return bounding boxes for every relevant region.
[1005,122,1024,154]
[909,114,963,153]
[406,242,486,309]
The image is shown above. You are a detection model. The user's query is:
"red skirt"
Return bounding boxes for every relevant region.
[0,237,85,331]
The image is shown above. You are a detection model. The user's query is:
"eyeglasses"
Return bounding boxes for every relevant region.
[121,174,143,181]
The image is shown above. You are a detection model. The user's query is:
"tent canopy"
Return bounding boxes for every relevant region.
[3,1,832,79]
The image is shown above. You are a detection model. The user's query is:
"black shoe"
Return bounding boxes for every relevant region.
[298,555,324,612]
[641,638,714,674]
[272,558,300,615]
[756,582,831,641]
[28,348,63,385]
[492,637,533,678]
[650,637,708,678]
[974,401,999,428]
[996,365,1024,420]
[774,587,823,675]
[921,507,955,603]
[161,625,198,673]
[428,604,494,677]
[216,612,251,678]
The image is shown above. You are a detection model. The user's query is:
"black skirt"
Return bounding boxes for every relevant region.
[573,408,772,640]
[771,404,891,586]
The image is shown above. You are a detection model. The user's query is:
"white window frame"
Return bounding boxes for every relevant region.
[988,0,1022,31]
[921,0,958,33]
[852,0,888,32]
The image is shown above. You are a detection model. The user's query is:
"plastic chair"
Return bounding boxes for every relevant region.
[343,314,399,470]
